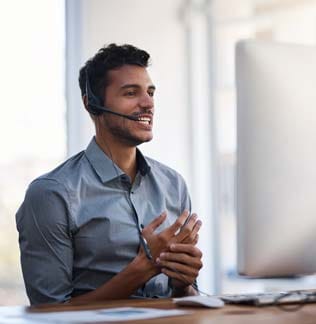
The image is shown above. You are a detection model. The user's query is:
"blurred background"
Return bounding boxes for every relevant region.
[2,0,316,305]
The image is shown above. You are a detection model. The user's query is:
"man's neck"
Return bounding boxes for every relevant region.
[95,135,137,183]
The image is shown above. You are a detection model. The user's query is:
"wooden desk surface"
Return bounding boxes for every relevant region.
[25,298,316,324]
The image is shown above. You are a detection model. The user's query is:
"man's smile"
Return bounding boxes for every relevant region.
[133,113,153,128]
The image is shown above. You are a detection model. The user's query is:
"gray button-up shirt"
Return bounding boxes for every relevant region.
[16,138,191,305]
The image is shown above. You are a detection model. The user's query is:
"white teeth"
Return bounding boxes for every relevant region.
[138,117,151,121]
[137,117,151,125]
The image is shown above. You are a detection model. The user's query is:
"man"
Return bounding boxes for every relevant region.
[16,44,203,305]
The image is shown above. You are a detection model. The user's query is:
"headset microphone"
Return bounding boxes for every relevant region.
[85,69,139,121]
[88,103,140,121]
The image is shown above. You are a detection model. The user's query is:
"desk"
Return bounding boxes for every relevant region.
[3,298,316,323]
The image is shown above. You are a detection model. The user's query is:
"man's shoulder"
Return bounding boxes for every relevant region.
[30,150,87,192]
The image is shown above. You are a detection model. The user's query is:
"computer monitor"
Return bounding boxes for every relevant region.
[236,40,316,277]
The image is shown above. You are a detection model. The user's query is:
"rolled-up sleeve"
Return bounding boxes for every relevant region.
[16,179,74,305]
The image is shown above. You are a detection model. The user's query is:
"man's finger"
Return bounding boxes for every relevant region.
[158,260,199,277]
[165,210,189,236]
[169,243,203,258]
[192,233,199,245]
[161,268,194,286]
[191,219,202,237]
[181,220,202,244]
[175,214,201,243]
[182,213,197,229]
[143,212,167,234]
[158,251,203,270]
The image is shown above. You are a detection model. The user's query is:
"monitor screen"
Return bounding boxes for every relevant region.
[236,40,316,277]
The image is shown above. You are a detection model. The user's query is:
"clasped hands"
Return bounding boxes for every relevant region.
[140,210,203,295]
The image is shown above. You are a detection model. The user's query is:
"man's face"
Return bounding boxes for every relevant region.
[101,64,155,146]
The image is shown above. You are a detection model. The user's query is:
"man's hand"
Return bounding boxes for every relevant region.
[138,210,202,283]
[156,243,203,296]
[140,211,182,260]
[174,213,201,245]
[140,210,201,259]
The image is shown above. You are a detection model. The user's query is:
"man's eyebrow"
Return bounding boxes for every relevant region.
[120,84,156,90]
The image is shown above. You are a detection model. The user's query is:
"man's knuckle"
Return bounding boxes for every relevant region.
[194,247,202,258]
[189,233,196,242]
[193,269,199,277]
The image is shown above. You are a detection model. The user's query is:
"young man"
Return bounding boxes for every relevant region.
[16,44,203,305]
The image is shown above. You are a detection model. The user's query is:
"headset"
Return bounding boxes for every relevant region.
[84,69,139,121]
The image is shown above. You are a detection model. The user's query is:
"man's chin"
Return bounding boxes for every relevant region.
[121,134,153,147]
[142,134,153,143]
[133,135,153,146]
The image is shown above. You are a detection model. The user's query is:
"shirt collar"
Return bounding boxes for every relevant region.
[136,148,151,176]
[85,137,151,183]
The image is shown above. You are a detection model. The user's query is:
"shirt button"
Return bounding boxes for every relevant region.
[131,191,134,194]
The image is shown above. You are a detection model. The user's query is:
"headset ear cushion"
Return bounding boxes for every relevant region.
[89,97,104,115]
[88,105,103,116]
[85,68,104,115]
[92,95,103,107]
[88,107,102,116]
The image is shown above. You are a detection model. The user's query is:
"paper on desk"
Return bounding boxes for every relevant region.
[0,306,190,323]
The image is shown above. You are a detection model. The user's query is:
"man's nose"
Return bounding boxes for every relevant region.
[139,92,154,108]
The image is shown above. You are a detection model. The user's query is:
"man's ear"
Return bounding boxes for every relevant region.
[82,95,88,110]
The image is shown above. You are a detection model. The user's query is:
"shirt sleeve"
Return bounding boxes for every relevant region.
[180,175,192,214]
[16,179,74,305]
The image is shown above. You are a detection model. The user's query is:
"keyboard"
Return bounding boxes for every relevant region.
[219,290,316,306]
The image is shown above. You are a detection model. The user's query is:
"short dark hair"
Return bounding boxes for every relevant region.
[78,43,150,102]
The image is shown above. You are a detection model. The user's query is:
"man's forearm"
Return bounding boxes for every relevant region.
[69,255,158,304]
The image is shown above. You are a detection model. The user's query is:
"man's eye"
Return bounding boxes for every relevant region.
[125,91,136,96]
[148,91,155,97]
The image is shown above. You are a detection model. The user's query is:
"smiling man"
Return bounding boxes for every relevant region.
[16,44,203,305]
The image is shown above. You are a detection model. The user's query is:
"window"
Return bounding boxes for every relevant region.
[0,0,65,305]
